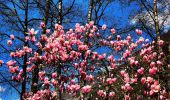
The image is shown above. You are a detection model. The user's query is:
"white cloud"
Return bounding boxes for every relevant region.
[0,86,5,92]
[131,0,170,31]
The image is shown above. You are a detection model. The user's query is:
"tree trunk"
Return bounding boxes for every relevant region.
[58,0,62,25]
[153,0,160,41]
[31,0,51,93]
[21,0,28,99]
[87,0,93,23]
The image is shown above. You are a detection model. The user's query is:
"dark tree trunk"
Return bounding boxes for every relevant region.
[58,0,62,25]
[31,0,51,93]
[87,0,93,23]
[21,0,28,99]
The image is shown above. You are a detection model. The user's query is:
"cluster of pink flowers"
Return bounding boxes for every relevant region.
[7,34,15,46]
[5,21,169,99]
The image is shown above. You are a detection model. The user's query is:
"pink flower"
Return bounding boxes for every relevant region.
[151,84,160,93]
[86,24,90,29]
[51,79,57,86]
[160,95,164,100]
[125,95,130,100]
[111,28,116,34]
[31,36,36,42]
[69,84,80,92]
[150,62,156,67]
[52,73,57,78]
[10,52,15,57]
[123,50,130,58]
[158,40,164,47]
[109,91,115,98]
[25,36,30,42]
[10,34,15,40]
[97,90,106,97]
[117,35,121,40]
[135,29,142,35]
[26,67,32,72]
[107,55,114,62]
[78,45,88,51]
[89,21,94,27]
[149,67,157,75]
[6,60,16,67]
[7,40,12,46]
[98,53,106,60]
[126,35,131,41]
[55,24,63,30]
[137,67,144,75]
[147,77,153,83]
[40,22,45,28]
[44,77,50,86]
[0,60,4,66]
[102,24,107,30]
[111,63,117,69]
[85,75,94,81]
[46,29,50,34]
[28,28,38,37]
[157,60,162,67]
[39,71,46,80]
[106,78,117,84]
[9,66,18,73]
[82,85,92,93]
[125,83,132,91]
[120,70,126,77]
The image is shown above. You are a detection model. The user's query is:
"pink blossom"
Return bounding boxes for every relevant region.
[6,60,16,67]
[40,22,45,28]
[28,28,38,37]
[117,35,121,40]
[0,60,4,66]
[82,85,92,93]
[151,83,160,93]
[69,84,80,92]
[111,63,117,69]
[55,24,63,30]
[146,77,153,83]
[25,36,30,42]
[7,40,12,46]
[107,55,114,62]
[150,62,156,67]
[97,90,106,97]
[120,70,126,77]
[43,77,50,86]
[26,67,32,72]
[126,35,131,41]
[89,21,94,27]
[149,67,157,75]
[102,24,107,30]
[98,53,106,60]
[137,67,144,75]
[51,79,57,86]
[52,73,57,78]
[158,40,164,47]
[111,28,116,34]
[135,29,142,35]
[106,78,117,84]
[156,60,162,67]
[125,95,130,100]
[85,75,94,81]
[46,29,50,34]
[10,34,15,40]
[109,91,115,98]
[124,83,132,91]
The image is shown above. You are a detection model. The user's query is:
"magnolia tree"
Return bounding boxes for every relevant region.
[3,21,169,100]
